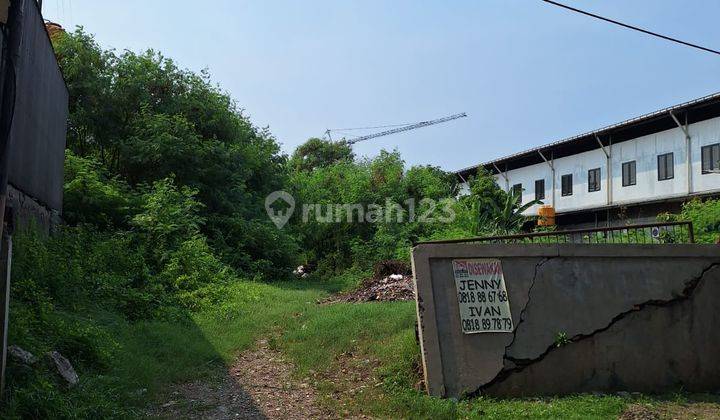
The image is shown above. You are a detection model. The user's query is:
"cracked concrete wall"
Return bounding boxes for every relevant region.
[412,244,720,398]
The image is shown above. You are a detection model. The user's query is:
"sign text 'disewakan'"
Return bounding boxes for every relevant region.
[452,259,513,334]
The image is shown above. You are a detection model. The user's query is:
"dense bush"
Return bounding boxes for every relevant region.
[4,28,303,415]
[62,152,137,229]
[158,235,235,310]
[286,144,513,274]
[131,178,205,265]
[54,27,526,282]
[54,28,297,278]
[5,225,244,417]
[660,198,720,243]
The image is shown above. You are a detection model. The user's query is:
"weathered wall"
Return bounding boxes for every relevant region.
[6,184,58,234]
[6,0,69,212]
[412,244,720,398]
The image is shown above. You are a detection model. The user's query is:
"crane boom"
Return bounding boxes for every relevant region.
[327,112,467,145]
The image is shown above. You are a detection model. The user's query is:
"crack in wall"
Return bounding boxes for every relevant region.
[500,256,553,368]
[467,261,720,397]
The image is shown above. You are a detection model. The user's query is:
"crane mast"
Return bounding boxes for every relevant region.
[325,112,467,145]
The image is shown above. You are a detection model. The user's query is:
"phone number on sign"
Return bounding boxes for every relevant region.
[457,290,508,304]
[462,317,513,332]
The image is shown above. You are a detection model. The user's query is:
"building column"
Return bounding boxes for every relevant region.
[595,134,612,206]
[493,163,509,192]
[670,111,692,194]
[538,150,554,207]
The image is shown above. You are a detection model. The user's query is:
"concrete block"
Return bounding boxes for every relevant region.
[412,243,720,398]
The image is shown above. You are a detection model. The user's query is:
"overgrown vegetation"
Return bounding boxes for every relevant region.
[54,27,297,278]
[4,27,720,419]
[286,150,522,274]
[660,197,720,243]
[6,27,302,416]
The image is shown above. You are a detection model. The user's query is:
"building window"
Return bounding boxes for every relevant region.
[534,179,545,201]
[701,143,720,174]
[622,161,636,187]
[561,174,573,196]
[512,183,522,203]
[588,168,601,192]
[657,153,674,181]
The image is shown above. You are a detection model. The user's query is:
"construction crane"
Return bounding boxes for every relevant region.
[324,112,467,145]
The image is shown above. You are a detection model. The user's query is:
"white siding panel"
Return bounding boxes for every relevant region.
[482,115,720,216]
[691,117,720,193]
[552,148,607,213]
[612,128,687,205]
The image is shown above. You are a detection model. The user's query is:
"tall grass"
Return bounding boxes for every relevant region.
[2,228,642,419]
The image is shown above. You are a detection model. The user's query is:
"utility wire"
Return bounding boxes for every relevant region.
[541,0,720,56]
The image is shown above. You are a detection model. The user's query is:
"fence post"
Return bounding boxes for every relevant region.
[0,233,11,396]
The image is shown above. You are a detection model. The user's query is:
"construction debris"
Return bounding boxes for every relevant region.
[8,345,37,365]
[323,260,415,303]
[293,264,316,278]
[293,265,309,278]
[47,351,79,386]
[323,274,415,303]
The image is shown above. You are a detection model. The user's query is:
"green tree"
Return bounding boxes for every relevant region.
[468,167,506,211]
[288,147,461,272]
[53,28,297,277]
[289,138,355,172]
[453,168,507,235]
[51,27,117,159]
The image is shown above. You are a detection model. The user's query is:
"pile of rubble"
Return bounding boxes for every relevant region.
[322,260,416,303]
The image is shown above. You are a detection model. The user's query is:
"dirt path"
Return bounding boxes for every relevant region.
[149,340,333,419]
[151,337,720,420]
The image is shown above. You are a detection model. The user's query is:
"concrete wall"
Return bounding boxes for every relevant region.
[6,184,58,234]
[5,0,68,212]
[412,243,720,398]
[458,115,720,216]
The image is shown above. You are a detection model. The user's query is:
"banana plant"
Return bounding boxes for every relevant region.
[487,189,542,234]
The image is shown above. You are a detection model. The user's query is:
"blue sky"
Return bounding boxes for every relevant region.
[44,0,720,172]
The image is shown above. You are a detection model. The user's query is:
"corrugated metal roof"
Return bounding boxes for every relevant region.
[455,91,720,175]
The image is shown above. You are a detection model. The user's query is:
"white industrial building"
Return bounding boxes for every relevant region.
[456,92,720,227]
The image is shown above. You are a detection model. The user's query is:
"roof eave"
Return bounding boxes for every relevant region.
[455,91,720,178]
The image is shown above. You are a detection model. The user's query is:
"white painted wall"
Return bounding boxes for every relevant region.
[459,115,720,215]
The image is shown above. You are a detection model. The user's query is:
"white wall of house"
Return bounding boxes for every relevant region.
[459,115,720,215]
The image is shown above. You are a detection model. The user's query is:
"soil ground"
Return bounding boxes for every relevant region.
[149,340,334,419]
[151,346,720,420]
[149,340,720,420]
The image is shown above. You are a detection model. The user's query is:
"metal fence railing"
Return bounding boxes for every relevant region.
[419,221,695,245]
